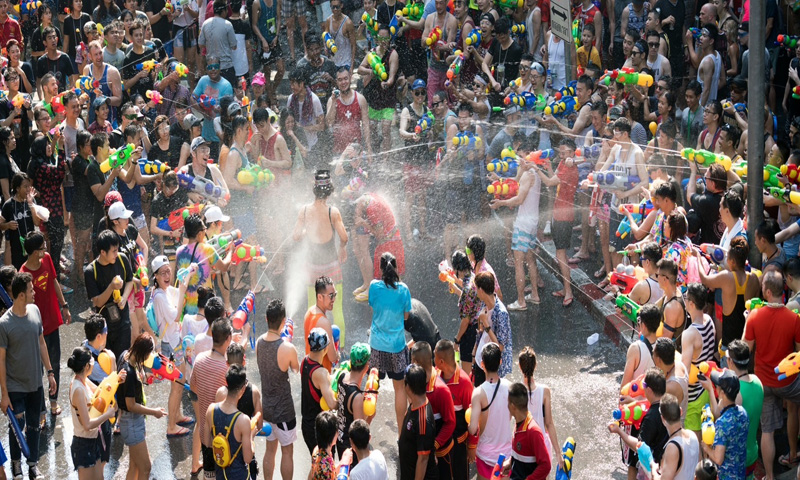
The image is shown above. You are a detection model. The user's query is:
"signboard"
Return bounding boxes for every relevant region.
[550,0,572,43]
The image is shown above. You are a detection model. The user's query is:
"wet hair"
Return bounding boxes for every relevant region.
[702,23,718,41]
[76,130,92,151]
[315,410,338,449]
[581,22,595,36]
[225,364,247,394]
[665,210,687,241]
[23,231,44,254]
[638,303,661,334]
[96,229,120,254]
[90,132,109,156]
[481,342,502,373]
[315,276,334,296]
[305,29,322,47]
[457,102,474,116]
[508,382,529,410]
[494,16,510,35]
[656,258,678,283]
[183,214,206,239]
[695,459,718,480]
[288,68,306,84]
[67,346,93,374]
[466,235,486,262]
[613,117,632,134]
[590,101,608,117]
[518,346,537,395]
[707,163,727,190]
[756,219,778,244]
[659,118,677,138]
[474,271,496,295]
[451,250,472,273]
[211,318,233,347]
[721,190,743,219]
[653,337,675,366]
[685,283,707,310]
[727,339,750,368]
[226,342,245,366]
[728,236,749,270]
[762,270,784,298]
[625,27,641,43]
[576,75,594,92]
[313,170,334,199]
[641,242,662,265]
[266,299,286,330]
[720,123,741,147]
[644,368,666,396]
[380,252,400,289]
[653,181,677,202]
[85,313,107,342]
[128,333,155,365]
[348,419,370,450]
[410,341,433,369]
[404,364,427,396]
[232,115,249,135]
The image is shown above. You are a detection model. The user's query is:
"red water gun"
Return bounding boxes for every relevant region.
[231,291,256,330]
[145,353,189,389]
[157,203,205,232]
[231,242,267,265]
[608,264,638,294]
[281,318,294,342]
[487,179,519,200]
[195,94,217,112]
[620,374,646,398]
[613,399,650,429]
[426,26,441,46]
[781,164,800,185]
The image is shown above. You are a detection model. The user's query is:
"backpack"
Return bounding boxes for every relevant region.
[212,410,242,468]
[145,289,162,339]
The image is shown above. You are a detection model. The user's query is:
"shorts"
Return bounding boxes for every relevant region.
[476,458,496,478]
[71,435,101,470]
[370,347,408,381]
[161,340,185,367]
[609,209,633,251]
[458,323,477,362]
[551,220,573,251]
[64,186,74,212]
[172,23,197,48]
[403,164,431,195]
[258,43,284,68]
[684,389,710,431]
[512,226,537,253]
[128,288,145,310]
[368,106,394,121]
[266,418,297,446]
[762,376,800,433]
[99,421,111,462]
[118,410,146,446]
[282,0,307,17]
[131,213,147,231]
[202,444,216,473]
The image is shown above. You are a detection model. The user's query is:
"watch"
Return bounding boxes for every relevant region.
[454,337,460,345]
[60,303,69,309]
[47,369,54,376]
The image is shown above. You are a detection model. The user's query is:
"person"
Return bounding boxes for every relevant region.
[501,382,552,479]
[625,243,664,306]
[175,214,231,316]
[755,220,786,274]
[322,0,356,71]
[335,342,372,458]
[326,68,371,157]
[35,26,75,93]
[680,283,716,444]
[199,0,238,85]
[115,333,167,480]
[576,24,601,71]
[399,364,438,480]
[700,369,749,480]
[368,252,412,435]
[473,272,511,386]
[121,20,156,101]
[0,272,57,480]
[649,393,699,480]
[1,173,42,269]
[434,340,473,480]
[348,419,388,479]
[256,299,298,480]
[301,328,338,454]
[251,0,283,102]
[743,271,800,480]
[725,340,763,477]
[66,346,120,480]
[149,171,189,264]
[687,162,735,246]
[352,192,405,302]
[310,410,353,480]
[405,298,441,350]
[468,343,511,480]
[451,250,479,375]
[518,347,561,470]
[304,277,341,372]
[193,57,234,160]
[286,69,325,167]
[398,78,433,239]
[20,232,70,417]
[681,81,705,152]
[296,32,338,114]
[654,258,689,345]
[83,42,123,127]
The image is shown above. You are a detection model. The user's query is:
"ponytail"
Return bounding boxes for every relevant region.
[380,252,399,289]
[518,346,537,396]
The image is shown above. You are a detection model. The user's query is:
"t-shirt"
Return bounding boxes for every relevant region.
[286,92,324,148]
[350,450,389,480]
[116,358,144,411]
[296,56,338,109]
[193,76,234,143]
[153,286,182,348]
[229,17,253,77]
[30,26,62,57]
[744,306,800,388]
[368,280,412,353]
[35,53,75,92]
[0,17,23,48]
[398,401,438,480]
[150,189,189,257]
[405,298,440,347]
[20,254,62,336]
[70,155,98,227]
[690,190,724,245]
[654,0,684,62]
[511,414,551,480]
[198,16,238,70]
[553,161,579,222]
[739,376,763,468]
[145,0,171,42]
[122,46,157,99]
[63,13,91,60]
[192,351,229,442]
[487,40,523,86]
[1,197,36,268]
[83,254,133,328]
[714,404,749,480]
[576,44,602,70]
[0,304,43,393]
[638,402,668,463]
[175,241,221,315]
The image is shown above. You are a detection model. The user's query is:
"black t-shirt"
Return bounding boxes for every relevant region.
[654,0,684,61]
[488,40,523,87]
[115,358,144,411]
[638,402,668,463]
[36,53,75,92]
[376,1,405,26]
[122,46,156,100]
[405,299,440,348]
[296,56,337,109]
[0,101,32,173]
[145,0,171,42]
[63,13,92,60]
[116,224,140,269]
[71,155,104,224]
[1,198,35,268]
[399,402,438,480]
[690,182,743,244]
[84,253,133,324]
[30,26,62,55]
[0,153,16,202]
[169,124,189,146]
[148,136,183,170]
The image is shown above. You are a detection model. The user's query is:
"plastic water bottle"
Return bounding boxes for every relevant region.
[587,333,599,345]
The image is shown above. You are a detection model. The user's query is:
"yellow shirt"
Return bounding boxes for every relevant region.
[576,45,602,70]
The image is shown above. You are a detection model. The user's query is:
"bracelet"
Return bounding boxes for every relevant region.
[47,370,54,376]
[454,337,460,345]
[60,303,68,309]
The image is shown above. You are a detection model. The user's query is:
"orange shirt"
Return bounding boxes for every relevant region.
[304,309,333,372]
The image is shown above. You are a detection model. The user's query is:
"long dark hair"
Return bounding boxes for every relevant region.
[518,346,537,397]
[29,134,50,161]
[10,173,28,196]
[379,252,399,289]
[127,333,155,366]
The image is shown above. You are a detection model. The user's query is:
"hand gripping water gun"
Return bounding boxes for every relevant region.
[321,361,351,411]
[619,201,654,217]
[195,94,217,111]
[688,27,702,39]
[88,371,120,423]
[447,50,465,80]
[231,242,267,265]
[139,159,169,175]
[144,353,189,389]
[576,143,602,161]
[389,13,401,38]
[620,375,647,399]
[775,352,800,380]
[613,399,650,429]
[173,62,189,77]
[415,111,434,134]
[237,164,275,188]
[745,297,766,312]
[10,93,27,110]
[556,437,576,480]
[526,148,555,166]
[100,143,135,172]
[587,171,640,190]
[426,26,442,46]
[363,368,380,416]
[135,59,157,71]
[544,96,579,117]
[322,31,338,54]
[769,187,800,206]
[781,164,800,185]
[688,360,723,384]
[490,454,506,478]
[362,11,379,35]
[366,52,388,81]
[438,260,459,294]
[281,318,294,342]
[6,407,29,459]
[680,148,732,171]
[487,179,519,200]
[177,172,230,203]
[487,159,517,177]
[615,69,654,88]
[146,90,163,105]
[616,214,640,239]
[701,404,715,445]
[776,34,800,48]
[609,264,644,294]
[14,0,41,15]
[337,465,350,480]
[697,244,727,265]
[464,27,481,46]
[452,131,482,150]
[75,76,99,93]
[231,291,256,330]
[615,294,640,323]
[135,252,149,289]
[764,164,783,189]
[504,91,539,110]
[157,203,205,231]
[721,100,748,114]
[208,229,241,255]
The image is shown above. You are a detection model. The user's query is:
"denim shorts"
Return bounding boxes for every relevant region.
[71,435,100,470]
[119,410,146,446]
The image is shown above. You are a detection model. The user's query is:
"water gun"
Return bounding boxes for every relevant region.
[100,144,135,173]
[363,367,380,416]
[616,214,640,239]
[5,407,29,459]
[793,86,800,100]
[556,437,576,480]
[487,179,519,200]
[688,360,723,384]
[688,27,702,39]
[438,260,459,294]
[231,291,256,330]
[615,294,640,323]
[609,264,640,294]
[13,0,40,14]
[769,187,800,206]
[490,454,506,478]
[745,297,765,312]
[618,201,653,217]
[525,149,555,166]
[281,318,294,342]
[134,252,149,289]
[144,352,189,389]
[255,422,273,437]
[620,375,647,399]
[496,0,522,8]
[389,13,401,38]
[208,229,242,255]
[156,203,205,231]
[195,94,217,111]
[613,399,650,429]
[464,27,481,46]
[415,111,434,134]
[764,164,783,189]
[680,148,732,171]
[504,91,542,111]
[554,82,576,100]
[452,131,482,150]
[113,287,121,303]
[10,93,27,110]
[781,164,800,185]
[508,77,523,89]
[139,159,169,175]
[775,352,800,381]
[636,442,653,474]
[426,26,442,47]
[501,147,518,164]
[587,171,640,190]
[361,11,379,35]
[401,2,423,20]
[571,18,581,48]
[776,34,800,48]
[618,70,655,88]
[697,244,727,265]
[75,76,98,93]
[447,50,465,80]
[543,95,579,117]
[146,90,163,105]
[721,100,748,114]
[486,159,518,177]
[366,52,388,81]
[177,172,230,203]
[231,242,267,265]
[701,404,715,445]
[173,63,189,77]
[511,22,525,34]
[576,143,602,161]
[136,59,157,71]
[237,164,275,188]
[322,31,338,54]
[88,371,120,424]
[322,361,351,411]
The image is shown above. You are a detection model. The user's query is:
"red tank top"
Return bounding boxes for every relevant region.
[333,95,363,153]
[259,131,290,181]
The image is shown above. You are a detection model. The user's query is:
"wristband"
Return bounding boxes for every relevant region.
[47,370,54,375]
[454,337,460,344]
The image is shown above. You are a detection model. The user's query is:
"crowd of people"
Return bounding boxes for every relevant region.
[0,0,794,477]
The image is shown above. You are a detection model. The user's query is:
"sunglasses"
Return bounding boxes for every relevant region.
[327,291,337,299]
[648,42,659,48]
[124,113,138,120]
[431,101,442,108]
[207,63,220,70]
[414,90,426,96]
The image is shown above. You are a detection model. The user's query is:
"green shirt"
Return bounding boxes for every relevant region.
[739,375,764,468]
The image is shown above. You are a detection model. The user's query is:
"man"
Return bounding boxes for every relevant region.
[149,171,189,266]
[690,24,722,106]
[422,0,458,100]
[251,0,284,102]
[81,313,119,466]
[473,272,511,387]
[681,81,705,151]
[644,30,670,82]
[286,69,325,167]
[300,328,338,453]
[175,214,231,316]
[296,33,340,109]
[653,337,688,422]
[700,369,749,480]
[0,0,22,48]
[280,0,309,65]
[653,259,687,343]
[624,243,663,305]
[725,340,763,478]
[654,0,685,82]
[743,271,800,480]
[717,123,743,166]
[122,20,156,100]
[411,342,456,480]
[199,0,238,85]
[357,24,399,158]
[322,0,357,71]
[573,0,602,56]
[755,220,786,274]
[20,232,70,417]
[193,56,234,159]
[468,343,511,480]
[680,283,716,444]
[687,162,731,246]
[0,272,57,480]
[103,21,126,71]
[326,67,371,156]
[503,382,552,479]
[653,394,699,477]
[257,300,299,480]
[348,420,389,479]
[399,364,438,480]
[737,22,771,89]
[434,340,474,480]
[35,26,75,94]
[303,276,340,372]
[84,41,123,127]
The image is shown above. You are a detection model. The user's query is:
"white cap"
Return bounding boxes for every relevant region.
[204,205,230,223]
[108,201,133,220]
[151,255,170,273]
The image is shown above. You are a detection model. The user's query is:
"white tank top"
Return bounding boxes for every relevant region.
[669,432,700,480]
[476,378,513,464]
[526,383,553,456]
[696,51,721,104]
[328,15,353,69]
[644,277,664,304]
[513,171,541,233]
[527,7,544,62]
[547,35,567,91]
[70,378,99,439]
[646,54,665,82]
[633,340,654,379]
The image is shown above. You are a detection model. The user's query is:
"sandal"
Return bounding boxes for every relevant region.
[50,405,62,416]
[552,291,565,298]
[524,294,540,305]
[353,285,368,296]
[166,426,192,438]
[562,297,574,308]
[355,291,369,303]
[177,416,195,426]
[507,300,528,311]
[779,454,800,467]
[593,267,607,279]
[568,255,590,265]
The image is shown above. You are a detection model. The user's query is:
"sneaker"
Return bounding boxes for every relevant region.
[11,460,22,479]
[28,464,43,480]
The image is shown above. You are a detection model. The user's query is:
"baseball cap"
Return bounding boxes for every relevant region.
[92,95,110,111]
[227,102,242,117]
[608,105,624,121]
[252,72,266,86]
[191,137,208,151]
[412,78,426,91]
[204,205,230,223]
[108,201,133,220]
[710,369,740,400]
[84,21,98,33]
[307,328,329,352]
[151,255,170,274]
[349,343,371,368]
[183,113,202,129]
[104,190,123,208]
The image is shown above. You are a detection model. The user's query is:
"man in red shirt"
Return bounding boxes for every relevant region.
[503,382,552,479]
[0,0,22,50]
[743,270,800,480]
[411,341,456,480]
[325,68,372,156]
[435,339,475,480]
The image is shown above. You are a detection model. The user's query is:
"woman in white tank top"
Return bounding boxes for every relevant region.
[518,347,561,466]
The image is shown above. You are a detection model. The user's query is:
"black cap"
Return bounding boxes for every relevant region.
[739,21,749,33]
[710,369,740,400]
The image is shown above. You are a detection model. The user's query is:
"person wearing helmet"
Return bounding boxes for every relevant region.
[398,78,433,241]
[335,343,372,461]
[300,328,339,454]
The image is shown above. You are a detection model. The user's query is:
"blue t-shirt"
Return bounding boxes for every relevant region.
[368,280,412,353]
[193,76,233,143]
[714,404,749,480]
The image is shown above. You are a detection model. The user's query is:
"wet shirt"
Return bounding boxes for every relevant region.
[714,405,749,480]
[175,241,221,315]
[399,400,438,480]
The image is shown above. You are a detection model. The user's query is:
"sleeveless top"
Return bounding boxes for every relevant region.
[625,3,649,33]
[237,383,255,417]
[647,54,665,82]
[301,357,324,431]
[633,340,655,379]
[336,377,362,445]
[187,163,213,181]
[333,93,363,153]
[404,103,430,164]
[526,383,553,455]
[644,278,664,304]
[721,272,748,347]
[70,378,98,439]
[304,206,338,267]
[476,378,512,464]
[258,130,290,181]
[547,35,567,91]
[328,16,352,68]
[513,171,541,234]
[256,336,295,424]
[363,48,396,110]
[428,13,449,71]
[212,406,249,478]
[227,145,251,216]
[667,373,689,423]
[667,432,700,480]
[89,64,117,126]
[696,51,722,104]
[660,295,689,351]
[526,8,544,61]
[687,318,717,402]
[257,0,278,44]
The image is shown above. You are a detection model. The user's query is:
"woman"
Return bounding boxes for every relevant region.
[368,252,411,436]
[149,255,193,437]
[30,4,62,60]
[279,108,308,163]
[67,346,121,480]
[518,346,562,471]
[466,234,503,301]
[452,249,480,376]
[0,127,20,202]
[131,93,155,128]
[92,0,121,26]
[116,333,167,480]
[171,0,199,88]
[645,91,677,126]
[62,0,92,71]
[149,115,186,171]
[0,69,33,173]
[5,40,34,94]
[0,173,41,268]
[88,97,113,134]
[120,10,135,45]
[643,120,684,181]
[663,210,694,287]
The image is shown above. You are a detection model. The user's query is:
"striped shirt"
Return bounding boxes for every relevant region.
[191,351,229,443]
[687,315,717,402]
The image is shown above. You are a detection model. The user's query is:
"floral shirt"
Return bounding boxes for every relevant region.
[491,298,513,378]
[714,404,748,480]
[311,447,335,480]
[175,241,220,315]
[27,155,66,219]
[458,273,482,325]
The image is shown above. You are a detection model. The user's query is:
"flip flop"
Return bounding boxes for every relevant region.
[594,267,607,279]
[552,291,565,298]
[598,279,610,289]
[562,297,574,308]
[507,300,528,311]
[167,426,192,438]
[177,416,195,426]
[353,285,368,296]
[568,255,590,265]
[524,294,541,305]
[50,405,62,416]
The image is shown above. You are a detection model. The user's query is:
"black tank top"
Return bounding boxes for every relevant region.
[721,289,747,348]
[236,383,255,417]
[301,357,324,431]
[187,164,213,181]
[336,379,362,445]
[661,296,690,352]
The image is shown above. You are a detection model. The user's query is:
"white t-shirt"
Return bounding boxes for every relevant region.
[194,332,213,358]
[153,286,181,348]
[350,450,389,480]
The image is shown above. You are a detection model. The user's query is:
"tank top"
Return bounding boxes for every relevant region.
[721,272,748,347]
[667,374,689,424]
[625,3,648,33]
[526,383,553,456]
[258,130,290,181]
[686,318,717,402]
[476,378,512,464]
[336,377,362,445]
[237,383,255,417]
[212,406,249,478]
[304,206,338,267]
[70,378,98,439]
[644,278,664,304]
[256,336,295,424]
[609,143,638,207]
[661,295,689,351]
[327,16,352,68]
[428,13,449,71]
[404,103,430,164]
[89,64,117,126]
[187,163,213,181]
[301,357,324,431]
[647,54,665,82]
[332,93,363,153]
[363,48,396,110]
[526,8,544,61]
[667,432,700,480]
[547,35,567,91]
[257,0,278,43]
[513,171,541,233]
[696,51,721,104]
[633,340,655,379]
